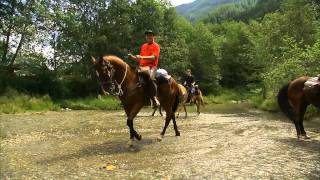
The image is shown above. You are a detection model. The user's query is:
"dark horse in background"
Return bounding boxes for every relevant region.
[91,55,181,147]
[278,76,320,139]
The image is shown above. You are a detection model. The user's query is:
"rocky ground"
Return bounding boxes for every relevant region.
[1,109,319,179]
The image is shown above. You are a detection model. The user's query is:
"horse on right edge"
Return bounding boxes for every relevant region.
[277,76,320,139]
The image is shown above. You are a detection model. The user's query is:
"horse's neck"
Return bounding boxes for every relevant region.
[111,60,137,89]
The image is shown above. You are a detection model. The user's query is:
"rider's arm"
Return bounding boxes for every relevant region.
[128,54,138,61]
[137,55,155,60]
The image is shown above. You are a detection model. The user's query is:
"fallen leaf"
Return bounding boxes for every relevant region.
[106,165,116,171]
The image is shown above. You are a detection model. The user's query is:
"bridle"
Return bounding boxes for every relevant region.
[96,60,128,96]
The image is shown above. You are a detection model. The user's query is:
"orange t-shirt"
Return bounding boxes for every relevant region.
[139,42,160,68]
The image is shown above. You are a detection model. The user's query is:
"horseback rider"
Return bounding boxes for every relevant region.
[128,30,160,108]
[183,69,196,102]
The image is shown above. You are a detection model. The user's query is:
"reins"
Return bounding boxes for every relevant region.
[114,63,128,96]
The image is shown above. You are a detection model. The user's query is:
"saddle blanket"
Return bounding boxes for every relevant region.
[156,69,171,80]
[305,77,320,87]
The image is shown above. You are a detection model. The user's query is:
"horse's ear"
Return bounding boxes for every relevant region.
[91,56,97,65]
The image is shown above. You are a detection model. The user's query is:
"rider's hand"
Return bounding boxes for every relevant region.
[136,55,141,59]
[128,54,135,59]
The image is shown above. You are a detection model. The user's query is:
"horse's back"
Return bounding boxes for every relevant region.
[289,77,308,91]
[177,84,188,102]
[288,76,320,108]
[303,81,320,108]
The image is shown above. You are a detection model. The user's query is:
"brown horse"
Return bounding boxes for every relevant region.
[152,83,204,117]
[277,76,320,139]
[151,84,188,118]
[190,85,205,115]
[91,55,180,146]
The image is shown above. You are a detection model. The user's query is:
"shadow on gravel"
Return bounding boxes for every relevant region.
[38,138,157,165]
[277,136,320,179]
[276,137,320,154]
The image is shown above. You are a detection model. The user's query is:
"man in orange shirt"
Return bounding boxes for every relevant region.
[128,30,160,108]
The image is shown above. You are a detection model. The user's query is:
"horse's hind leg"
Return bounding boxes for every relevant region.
[159,106,163,116]
[298,104,309,139]
[196,101,200,115]
[160,115,171,137]
[151,108,157,116]
[172,115,180,136]
[183,104,187,118]
[152,106,163,117]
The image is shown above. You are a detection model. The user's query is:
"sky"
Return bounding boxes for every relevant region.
[170,0,195,6]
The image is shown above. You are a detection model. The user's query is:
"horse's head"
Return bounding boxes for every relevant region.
[91,56,117,95]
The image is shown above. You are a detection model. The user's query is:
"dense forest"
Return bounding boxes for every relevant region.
[0,0,319,111]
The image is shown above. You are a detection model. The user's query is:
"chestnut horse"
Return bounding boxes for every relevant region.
[176,84,188,118]
[277,76,320,139]
[191,84,205,115]
[91,55,180,146]
[151,83,187,118]
[151,83,204,117]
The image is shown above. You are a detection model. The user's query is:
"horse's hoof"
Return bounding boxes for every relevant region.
[136,134,142,141]
[157,135,164,141]
[127,139,134,148]
[300,135,310,140]
[176,131,180,136]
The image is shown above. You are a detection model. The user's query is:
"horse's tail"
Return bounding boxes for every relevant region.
[172,93,180,113]
[277,83,294,121]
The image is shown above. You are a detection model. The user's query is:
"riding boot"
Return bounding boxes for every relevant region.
[150,80,160,109]
[137,69,150,88]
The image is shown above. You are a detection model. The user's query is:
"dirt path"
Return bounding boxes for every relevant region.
[1,110,319,179]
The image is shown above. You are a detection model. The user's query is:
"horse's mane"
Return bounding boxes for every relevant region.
[102,55,136,70]
[102,55,125,65]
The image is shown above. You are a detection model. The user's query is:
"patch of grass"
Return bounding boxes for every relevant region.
[0,88,60,114]
[204,88,251,104]
[0,88,121,114]
[249,95,279,112]
[59,96,121,110]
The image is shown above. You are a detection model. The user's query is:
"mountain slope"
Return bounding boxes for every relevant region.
[203,0,283,23]
[176,0,241,20]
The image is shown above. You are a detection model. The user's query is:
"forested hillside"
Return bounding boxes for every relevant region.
[1,0,319,113]
[176,0,242,20]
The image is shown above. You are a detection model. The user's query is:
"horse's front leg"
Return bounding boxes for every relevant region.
[126,104,143,147]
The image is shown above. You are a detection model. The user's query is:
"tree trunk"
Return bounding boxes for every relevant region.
[9,33,25,66]
[1,26,12,64]
[1,1,15,64]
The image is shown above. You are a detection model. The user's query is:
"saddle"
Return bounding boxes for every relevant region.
[155,69,172,85]
[136,66,154,87]
[194,85,201,95]
[304,76,320,87]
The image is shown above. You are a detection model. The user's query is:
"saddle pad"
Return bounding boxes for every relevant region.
[156,68,171,80]
[305,77,320,87]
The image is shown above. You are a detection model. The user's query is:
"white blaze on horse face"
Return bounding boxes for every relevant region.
[96,70,100,77]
